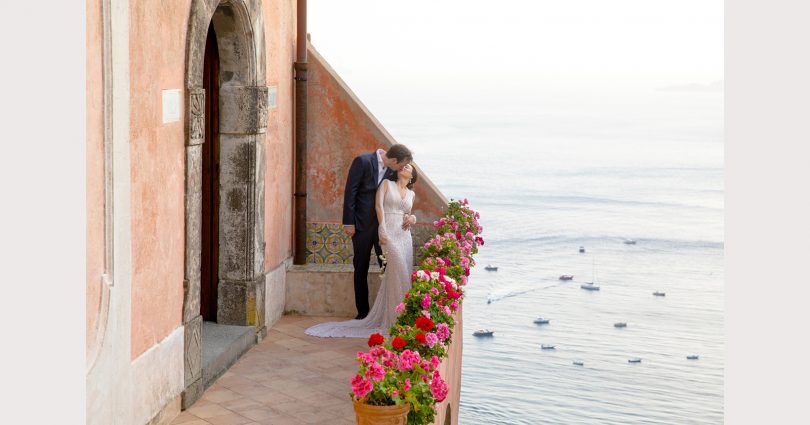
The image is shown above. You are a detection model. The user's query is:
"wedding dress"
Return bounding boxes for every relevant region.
[305,179,414,338]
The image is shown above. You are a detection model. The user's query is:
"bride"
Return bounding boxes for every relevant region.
[305,164,418,338]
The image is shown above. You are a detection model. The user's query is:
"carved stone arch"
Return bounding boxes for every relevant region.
[182,0,268,408]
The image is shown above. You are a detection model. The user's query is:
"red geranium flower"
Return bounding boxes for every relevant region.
[392,336,406,350]
[414,333,427,344]
[415,317,435,332]
[367,333,384,347]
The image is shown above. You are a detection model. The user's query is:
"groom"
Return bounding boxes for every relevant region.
[343,144,413,319]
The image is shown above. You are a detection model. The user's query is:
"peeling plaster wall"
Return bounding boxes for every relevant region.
[305,44,449,227]
[86,0,105,354]
[129,0,190,360]
[261,0,296,272]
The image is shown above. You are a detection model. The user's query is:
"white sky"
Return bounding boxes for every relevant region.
[308,0,723,96]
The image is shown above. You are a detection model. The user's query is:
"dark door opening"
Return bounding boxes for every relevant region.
[200,22,220,322]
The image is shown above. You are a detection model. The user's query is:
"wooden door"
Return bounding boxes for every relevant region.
[200,22,220,322]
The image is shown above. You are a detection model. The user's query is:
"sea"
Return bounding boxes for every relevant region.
[379,87,724,424]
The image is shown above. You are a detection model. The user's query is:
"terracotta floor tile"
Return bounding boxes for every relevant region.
[248,389,297,406]
[220,397,263,411]
[202,388,243,404]
[169,411,205,424]
[204,412,253,425]
[172,420,212,425]
[179,316,381,425]
[236,407,279,421]
[187,403,232,419]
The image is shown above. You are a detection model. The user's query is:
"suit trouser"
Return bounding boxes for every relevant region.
[351,226,384,316]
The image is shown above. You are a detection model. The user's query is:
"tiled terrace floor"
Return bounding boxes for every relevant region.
[170,315,367,425]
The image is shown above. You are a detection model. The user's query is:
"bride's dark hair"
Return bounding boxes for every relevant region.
[405,166,418,190]
[390,166,418,190]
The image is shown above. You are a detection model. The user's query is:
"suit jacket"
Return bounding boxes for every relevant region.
[343,152,395,233]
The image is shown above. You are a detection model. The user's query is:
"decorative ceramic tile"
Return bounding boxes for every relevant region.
[305,222,435,266]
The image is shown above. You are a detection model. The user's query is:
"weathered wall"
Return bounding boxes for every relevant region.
[129,0,190,360]
[432,307,463,425]
[261,0,296,272]
[304,44,448,264]
[86,0,104,355]
[285,265,382,316]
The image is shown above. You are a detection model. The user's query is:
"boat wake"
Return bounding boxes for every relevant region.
[486,283,562,304]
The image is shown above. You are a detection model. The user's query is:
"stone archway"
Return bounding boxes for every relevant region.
[182,0,268,407]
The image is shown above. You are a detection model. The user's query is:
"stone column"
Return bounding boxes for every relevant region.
[217,85,268,337]
[182,87,205,409]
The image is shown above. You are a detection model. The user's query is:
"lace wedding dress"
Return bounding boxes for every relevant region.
[305,180,414,338]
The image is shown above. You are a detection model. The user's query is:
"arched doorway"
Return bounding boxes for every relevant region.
[200,21,220,322]
[182,0,268,408]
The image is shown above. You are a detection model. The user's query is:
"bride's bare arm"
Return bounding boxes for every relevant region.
[376,181,388,244]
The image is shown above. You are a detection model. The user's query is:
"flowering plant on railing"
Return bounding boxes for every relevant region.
[350,199,482,425]
[350,333,435,408]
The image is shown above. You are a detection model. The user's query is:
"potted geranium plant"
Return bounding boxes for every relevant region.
[351,333,442,425]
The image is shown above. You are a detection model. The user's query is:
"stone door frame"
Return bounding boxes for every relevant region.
[182,0,268,407]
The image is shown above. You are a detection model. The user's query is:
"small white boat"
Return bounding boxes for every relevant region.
[687,355,699,360]
[473,329,494,337]
[581,283,600,291]
[559,275,574,281]
[540,344,556,350]
[628,358,642,363]
[653,291,666,297]
[533,317,550,325]
[573,361,584,366]
[579,246,586,253]
[614,322,627,328]
[485,265,498,271]
[624,239,637,245]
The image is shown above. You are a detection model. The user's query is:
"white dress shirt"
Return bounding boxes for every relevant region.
[375,149,387,184]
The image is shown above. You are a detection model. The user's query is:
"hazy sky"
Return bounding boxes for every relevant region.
[308,0,723,99]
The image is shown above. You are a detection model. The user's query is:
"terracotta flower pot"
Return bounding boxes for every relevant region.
[352,400,410,425]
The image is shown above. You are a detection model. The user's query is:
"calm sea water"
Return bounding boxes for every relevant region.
[382,90,724,424]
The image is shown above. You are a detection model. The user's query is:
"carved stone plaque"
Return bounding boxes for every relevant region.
[188,88,205,145]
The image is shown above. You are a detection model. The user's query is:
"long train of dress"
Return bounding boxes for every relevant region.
[305,180,414,338]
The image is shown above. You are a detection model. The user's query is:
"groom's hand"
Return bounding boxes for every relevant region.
[344,225,355,237]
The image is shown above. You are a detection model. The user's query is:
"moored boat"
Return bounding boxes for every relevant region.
[533,317,550,324]
[614,322,627,328]
[473,329,494,337]
[687,355,699,360]
[540,344,556,350]
[485,264,498,271]
[628,358,642,363]
[653,291,666,297]
[559,275,574,281]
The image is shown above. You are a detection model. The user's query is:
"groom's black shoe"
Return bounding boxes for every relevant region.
[354,312,368,320]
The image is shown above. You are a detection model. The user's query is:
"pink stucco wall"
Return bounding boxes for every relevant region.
[86,0,104,353]
[128,0,190,360]
[305,45,448,226]
[127,1,298,359]
[261,0,296,272]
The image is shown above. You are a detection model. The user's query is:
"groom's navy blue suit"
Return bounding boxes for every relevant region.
[343,152,395,318]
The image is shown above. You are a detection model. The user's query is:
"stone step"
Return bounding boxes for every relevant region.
[201,321,256,390]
